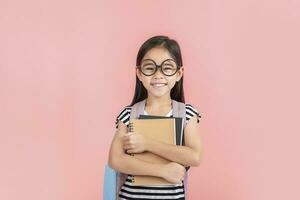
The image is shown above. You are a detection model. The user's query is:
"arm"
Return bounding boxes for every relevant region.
[108,120,186,183]
[125,115,203,167]
[108,121,162,176]
[148,115,202,166]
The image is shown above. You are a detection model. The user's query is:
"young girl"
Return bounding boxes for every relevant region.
[108,35,202,200]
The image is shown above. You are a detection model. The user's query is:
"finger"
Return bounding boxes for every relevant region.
[124,144,134,150]
[124,133,134,140]
[181,175,185,181]
[123,134,130,139]
[125,149,133,154]
[123,136,129,143]
[126,149,133,154]
[124,136,133,144]
[127,132,134,136]
[123,139,132,145]
[123,138,129,144]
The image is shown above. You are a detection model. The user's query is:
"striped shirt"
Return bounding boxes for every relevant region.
[115,103,201,200]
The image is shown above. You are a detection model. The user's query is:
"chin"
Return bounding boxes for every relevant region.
[149,91,170,98]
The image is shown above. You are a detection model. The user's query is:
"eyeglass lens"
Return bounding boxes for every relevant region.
[140,59,178,76]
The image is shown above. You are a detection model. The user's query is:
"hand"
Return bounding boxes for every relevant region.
[160,162,186,184]
[123,132,148,154]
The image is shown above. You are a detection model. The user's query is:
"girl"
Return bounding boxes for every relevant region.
[108,35,202,200]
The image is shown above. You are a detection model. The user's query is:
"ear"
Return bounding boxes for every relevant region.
[136,67,142,81]
[176,66,184,82]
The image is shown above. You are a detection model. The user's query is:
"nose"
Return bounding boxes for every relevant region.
[153,65,164,77]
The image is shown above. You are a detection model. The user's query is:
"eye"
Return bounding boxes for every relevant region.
[145,67,154,70]
[163,64,176,70]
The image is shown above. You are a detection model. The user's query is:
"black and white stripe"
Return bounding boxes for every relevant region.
[114,103,201,199]
[115,104,201,128]
[185,104,201,123]
[115,106,131,128]
[119,175,185,199]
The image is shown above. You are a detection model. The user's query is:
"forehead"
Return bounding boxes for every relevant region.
[142,47,174,63]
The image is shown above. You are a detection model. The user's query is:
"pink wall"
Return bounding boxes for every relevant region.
[1,0,299,199]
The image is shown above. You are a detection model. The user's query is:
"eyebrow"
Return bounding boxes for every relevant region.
[142,58,175,63]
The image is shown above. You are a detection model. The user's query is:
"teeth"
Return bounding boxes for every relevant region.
[152,83,166,86]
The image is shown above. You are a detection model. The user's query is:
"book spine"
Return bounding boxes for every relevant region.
[127,121,135,183]
[126,122,135,158]
[128,122,134,132]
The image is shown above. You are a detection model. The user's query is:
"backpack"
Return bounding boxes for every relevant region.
[104,99,189,200]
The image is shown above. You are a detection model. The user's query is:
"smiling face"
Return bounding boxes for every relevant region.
[136,46,184,98]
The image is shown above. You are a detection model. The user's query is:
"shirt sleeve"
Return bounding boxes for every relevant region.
[185,104,202,123]
[114,106,131,129]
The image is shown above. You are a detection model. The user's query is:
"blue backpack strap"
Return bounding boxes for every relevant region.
[103,164,117,200]
[104,124,129,199]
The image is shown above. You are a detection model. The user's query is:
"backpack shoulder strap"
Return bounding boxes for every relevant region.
[130,99,146,120]
[172,99,186,128]
[172,99,186,146]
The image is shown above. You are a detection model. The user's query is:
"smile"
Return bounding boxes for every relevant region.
[151,83,167,88]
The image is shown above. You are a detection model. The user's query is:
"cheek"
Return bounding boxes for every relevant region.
[168,83,176,90]
[140,79,151,88]
[167,79,177,88]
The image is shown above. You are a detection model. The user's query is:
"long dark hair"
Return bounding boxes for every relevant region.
[129,35,185,106]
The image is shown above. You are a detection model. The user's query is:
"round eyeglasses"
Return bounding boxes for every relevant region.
[137,59,180,76]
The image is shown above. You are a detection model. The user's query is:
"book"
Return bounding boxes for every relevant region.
[138,115,184,145]
[138,115,190,171]
[128,118,176,185]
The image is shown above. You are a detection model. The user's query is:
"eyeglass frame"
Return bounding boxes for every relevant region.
[136,58,181,76]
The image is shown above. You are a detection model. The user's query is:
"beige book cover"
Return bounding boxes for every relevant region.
[128,118,176,186]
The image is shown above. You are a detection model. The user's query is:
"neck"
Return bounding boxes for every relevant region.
[145,95,172,108]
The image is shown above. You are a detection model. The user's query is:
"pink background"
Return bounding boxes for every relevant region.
[1,0,299,199]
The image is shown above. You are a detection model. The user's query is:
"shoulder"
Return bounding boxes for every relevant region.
[185,103,202,123]
[115,105,132,128]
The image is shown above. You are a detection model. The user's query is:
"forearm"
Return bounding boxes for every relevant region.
[109,153,164,177]
[146,139,201,166]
